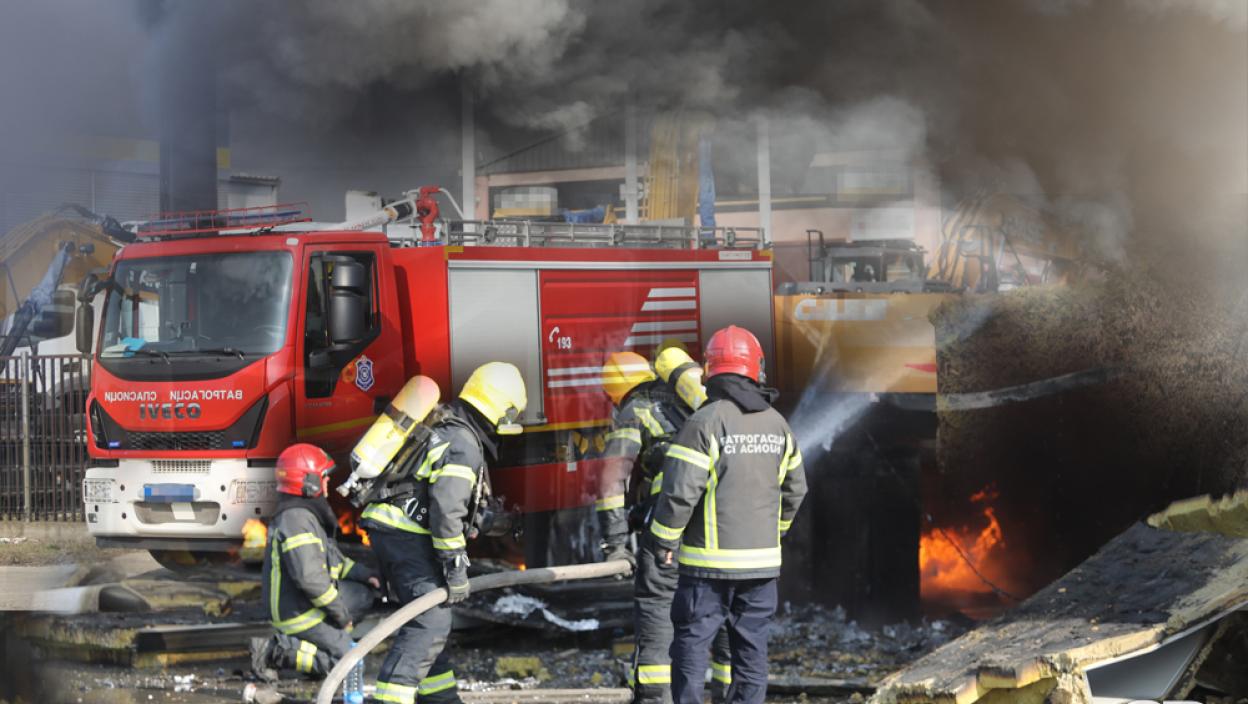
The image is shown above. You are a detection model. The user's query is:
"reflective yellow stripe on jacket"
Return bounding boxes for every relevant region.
[703,437,720,550]
[650,519,682,542]
[269,536,327,634]
[635,407,666,437]
[666,443,713,470]
[676,545,782,571]
[779,433,802,482]
[360,502,431,535]
[432,534,467,551]
[331,557,356,580]
[606,427,642,446]
[778,433,800,536]
[595,494,625,511]
[310,584,339,608]
[429,463,477,485]
[413,443,451,480]
[281,532,323,552]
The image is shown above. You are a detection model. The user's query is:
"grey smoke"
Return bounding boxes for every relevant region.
[0,0,1243,246]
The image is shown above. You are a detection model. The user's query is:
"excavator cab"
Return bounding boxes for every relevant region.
[785,230,951,295]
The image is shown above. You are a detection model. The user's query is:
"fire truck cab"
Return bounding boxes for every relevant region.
[78,206,774,565]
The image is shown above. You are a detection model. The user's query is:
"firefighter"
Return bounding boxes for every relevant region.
[599,349,731,704]
[648,326,808,704]
[250,444,380,682]
[360,362,527,704]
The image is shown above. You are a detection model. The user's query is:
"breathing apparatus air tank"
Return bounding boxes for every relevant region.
[654,346,708,411]
[337,375,440,503]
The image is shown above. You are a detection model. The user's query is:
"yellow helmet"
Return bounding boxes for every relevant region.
[654,346,707,410]
[601,351,656,406]
[460,362,528,436]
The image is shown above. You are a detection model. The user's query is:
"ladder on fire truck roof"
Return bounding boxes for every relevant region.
[128,187,769,250]
[342,186,768,250]
[435,218,766,250]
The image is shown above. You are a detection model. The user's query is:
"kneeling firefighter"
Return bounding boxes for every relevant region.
[355,362,527,704]
[600,349,731,704]
[251,444,380,682]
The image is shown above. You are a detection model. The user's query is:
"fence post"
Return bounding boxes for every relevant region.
[20,351,31,521]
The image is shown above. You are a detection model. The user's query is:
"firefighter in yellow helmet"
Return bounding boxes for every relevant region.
[598,351,659,561]
[360,362,526,704]
[600,350,732,704]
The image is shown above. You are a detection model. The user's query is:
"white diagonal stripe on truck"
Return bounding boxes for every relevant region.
[647,287,696,298]
[629,320,697,333]
[624,332,699,348]
[641,300,696,312]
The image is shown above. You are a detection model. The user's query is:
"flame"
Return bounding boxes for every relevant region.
[337,510,370,547]
[919,488,1014,607]
[242,519,268,549]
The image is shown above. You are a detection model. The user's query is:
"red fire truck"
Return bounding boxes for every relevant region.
[76,195,774,566]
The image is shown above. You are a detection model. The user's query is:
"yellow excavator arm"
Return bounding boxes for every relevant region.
[0,208,127,352]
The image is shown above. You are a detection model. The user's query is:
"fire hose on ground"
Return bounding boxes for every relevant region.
[315,559,634,704]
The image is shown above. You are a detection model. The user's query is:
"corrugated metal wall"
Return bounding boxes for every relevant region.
[0,165,159,233]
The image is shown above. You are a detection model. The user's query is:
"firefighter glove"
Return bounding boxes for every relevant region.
[443,552,470,604]
[601,541,636,572]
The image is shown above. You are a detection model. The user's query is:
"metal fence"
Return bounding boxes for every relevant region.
[0,353,91,520]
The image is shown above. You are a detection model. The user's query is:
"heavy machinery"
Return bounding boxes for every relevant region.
[0,206,131,356]
[775,193,1084,401]
[771,193,1084,619]
[75,190,774,568]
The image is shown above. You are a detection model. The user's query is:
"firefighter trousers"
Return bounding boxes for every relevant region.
[670,576,777,704]
[370,527,461,704]
[268,580,376,677]
[633,541,732,704]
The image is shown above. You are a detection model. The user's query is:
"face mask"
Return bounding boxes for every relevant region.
[497,406,523,436]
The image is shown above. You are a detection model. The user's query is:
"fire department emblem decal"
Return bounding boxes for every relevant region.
[354,355,375,392]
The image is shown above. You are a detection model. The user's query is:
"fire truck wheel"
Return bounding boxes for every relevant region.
[149,548,242,572]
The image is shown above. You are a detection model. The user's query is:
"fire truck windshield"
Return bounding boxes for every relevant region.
[99,252,294,366]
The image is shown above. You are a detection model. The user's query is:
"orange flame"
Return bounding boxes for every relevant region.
[242,518,268,550]
[919,488,1013,606]
[337,510,370,547]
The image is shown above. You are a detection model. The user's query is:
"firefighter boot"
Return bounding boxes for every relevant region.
[249,637,279,683]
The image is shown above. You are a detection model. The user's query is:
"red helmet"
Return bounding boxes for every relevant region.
[276,444,335,498]
[705,325,765,383]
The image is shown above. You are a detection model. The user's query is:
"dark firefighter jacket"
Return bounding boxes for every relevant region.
[649,374,808,580]
[359,401,486,558]
[598,381,686,541]
[262,495,377,635]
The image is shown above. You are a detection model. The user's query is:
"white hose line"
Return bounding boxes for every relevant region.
[316,559,633,704]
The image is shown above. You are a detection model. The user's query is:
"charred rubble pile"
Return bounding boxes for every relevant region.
[447,601,967,691]
[930,268,1248,597]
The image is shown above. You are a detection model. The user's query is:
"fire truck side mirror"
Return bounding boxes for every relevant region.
[328,261,368,344]
[75,302,94,355]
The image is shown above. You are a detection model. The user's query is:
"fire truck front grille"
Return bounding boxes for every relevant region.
[127,431,226,452]
[151,460,214,474]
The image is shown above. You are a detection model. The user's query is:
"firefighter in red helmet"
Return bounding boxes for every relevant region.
[250,444,380,682]
[648,326,808,704]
